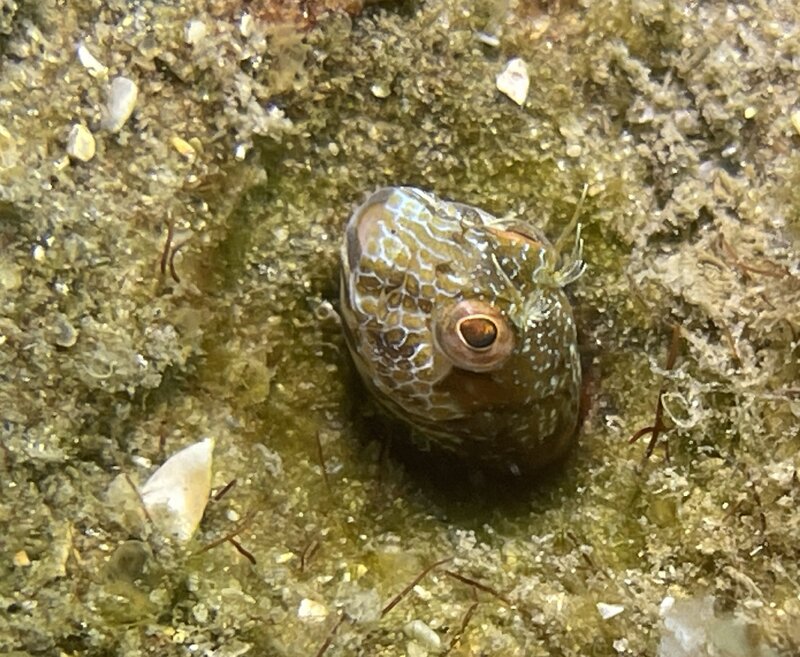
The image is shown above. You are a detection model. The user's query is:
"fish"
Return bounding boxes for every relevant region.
[339,186,585,475]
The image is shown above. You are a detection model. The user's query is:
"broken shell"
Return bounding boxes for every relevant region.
[140,437,214,543]
[102,76,139,133]
[77,42,108,77]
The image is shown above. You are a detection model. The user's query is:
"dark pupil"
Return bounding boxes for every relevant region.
[459,317,498,349]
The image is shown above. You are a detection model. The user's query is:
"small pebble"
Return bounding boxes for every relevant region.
[53,314,79,348]
[297,598,328,620]
[13,550,31,567]
[743,106,757,119]
[496,57,530,106]
[0,259,22,291]
[403,620,441,650]
[475,31,500,47]
[240,13,253,38]
[613,638,630,652]
[104,540,150,582]
[407,644,428,657]
[53,155,70,171]
[193,603,209,624]
[790,110,800,136]
[596,602,625,620]
[412,584,432,601]
[370,82,391,99]
[66,124,96,162]
[275,552,295,564]
[171,136,196,159]
[0,124,19,169]
[185,19,207,45]
[566,143,582,158]
[103,76,139,133]
[131,455,152,469]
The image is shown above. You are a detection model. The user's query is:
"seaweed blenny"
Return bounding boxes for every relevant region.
[340,187,584,475]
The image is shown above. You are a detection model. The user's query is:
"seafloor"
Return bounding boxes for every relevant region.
[1,1,798,655]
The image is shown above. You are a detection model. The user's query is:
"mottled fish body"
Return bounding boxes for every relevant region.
[340,186,583,474]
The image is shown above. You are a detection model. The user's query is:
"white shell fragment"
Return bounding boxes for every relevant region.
[596,602,625,620]
[66,124,96,162]
[475,31,501,48]
[77,42,108,77]
[103,76,139,132]
[140,438,214,543]
[496,57,530,106]
[297,598,329,621]
[404,620,442,650]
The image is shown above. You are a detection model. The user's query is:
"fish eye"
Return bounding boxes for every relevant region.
[435,300,514,373]
[457,315,498,350]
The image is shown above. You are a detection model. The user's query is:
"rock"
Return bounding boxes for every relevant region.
[66,124,96,162]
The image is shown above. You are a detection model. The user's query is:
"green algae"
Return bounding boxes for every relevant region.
[1,0,799,656]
